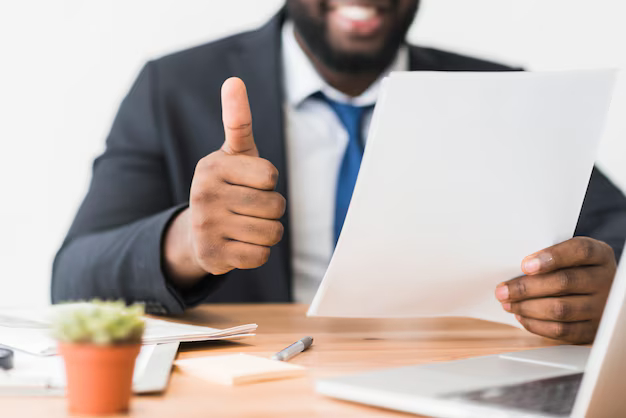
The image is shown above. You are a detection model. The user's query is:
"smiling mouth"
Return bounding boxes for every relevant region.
[326,1,389,36]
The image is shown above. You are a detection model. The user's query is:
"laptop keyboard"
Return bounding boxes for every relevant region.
[443,373,583,416]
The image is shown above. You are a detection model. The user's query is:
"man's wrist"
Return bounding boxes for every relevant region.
[163,208,207,288]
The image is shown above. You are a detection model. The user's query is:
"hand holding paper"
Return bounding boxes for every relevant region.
[308,70,617,331]
[497,237,616,343]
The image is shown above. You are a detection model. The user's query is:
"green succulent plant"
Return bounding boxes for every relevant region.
[51,300,145,345]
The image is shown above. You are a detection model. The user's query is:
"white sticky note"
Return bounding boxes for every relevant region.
[175,354,306,385]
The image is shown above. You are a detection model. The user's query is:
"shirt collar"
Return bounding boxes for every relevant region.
[281,20,409,108]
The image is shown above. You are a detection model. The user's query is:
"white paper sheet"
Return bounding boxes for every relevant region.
[0,307,257,355]
[308,70,617,327]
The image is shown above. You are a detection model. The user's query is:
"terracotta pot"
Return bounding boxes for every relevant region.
[59,342,141,415]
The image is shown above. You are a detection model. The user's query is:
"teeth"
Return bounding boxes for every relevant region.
[336,5,377,21]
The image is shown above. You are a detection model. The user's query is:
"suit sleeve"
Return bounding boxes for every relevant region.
[575,167,626,262]
[51,62,222,314]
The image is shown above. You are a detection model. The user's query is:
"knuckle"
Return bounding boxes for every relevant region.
[241,189,259,206]
[233,245,270,269]
[580,300,595,317]
[191,210,220,230]
[230,245,250,268]
[243,221,259,235]
[247,221,283,245]
[269,221,284,244]
[195,240,222,263]
[574,237,596,261]
[556,269,575,293]
[235,250,250,268]
[196,154,222,175]
[552,300,571,321]
[191,188,220,206]
[191,165,224,206]
[270,193,287,217]
[513,279,528,298]
[260,160,279,189]
[242,246,270,267]
[552,322,571,340]
[227,121,252,136]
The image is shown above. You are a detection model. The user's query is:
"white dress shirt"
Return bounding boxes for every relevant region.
[281,21,409,303]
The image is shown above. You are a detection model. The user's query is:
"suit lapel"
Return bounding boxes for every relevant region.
[226,11,293,298]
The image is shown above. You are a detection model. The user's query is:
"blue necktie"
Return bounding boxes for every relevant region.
[316,93,373,245]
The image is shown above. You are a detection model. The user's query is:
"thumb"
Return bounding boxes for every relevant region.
[221,77,258,157]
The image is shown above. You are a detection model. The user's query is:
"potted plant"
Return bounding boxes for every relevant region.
[51,300,145,415]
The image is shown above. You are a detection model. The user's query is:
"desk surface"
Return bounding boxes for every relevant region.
[3,304,561,417]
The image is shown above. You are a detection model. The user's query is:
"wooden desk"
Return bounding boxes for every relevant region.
[3,304,560,417]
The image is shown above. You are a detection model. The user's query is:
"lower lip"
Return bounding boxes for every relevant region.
[328,9,384,37]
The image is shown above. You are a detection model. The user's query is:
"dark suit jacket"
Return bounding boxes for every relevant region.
[52,11,626,315]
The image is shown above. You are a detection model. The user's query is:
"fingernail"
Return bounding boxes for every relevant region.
[515,314,522,321]
[523,258,541,274]
[495,284,509,301]
[502,303,511,312]
[523,252,554,274]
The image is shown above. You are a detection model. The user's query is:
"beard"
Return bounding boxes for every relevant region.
[286,1,419,74]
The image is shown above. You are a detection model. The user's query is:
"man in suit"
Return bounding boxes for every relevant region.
[52,0,626,343]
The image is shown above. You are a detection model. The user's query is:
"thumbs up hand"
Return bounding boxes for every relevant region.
[163,78,286,283]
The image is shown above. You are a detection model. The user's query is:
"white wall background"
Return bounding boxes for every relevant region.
[0,0,624,308]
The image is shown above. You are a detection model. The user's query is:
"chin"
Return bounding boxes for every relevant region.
[288,0,418,74]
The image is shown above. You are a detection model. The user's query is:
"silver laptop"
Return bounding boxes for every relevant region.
[316,256,626,417]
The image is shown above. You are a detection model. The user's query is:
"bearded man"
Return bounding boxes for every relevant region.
[53,1,626,343]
